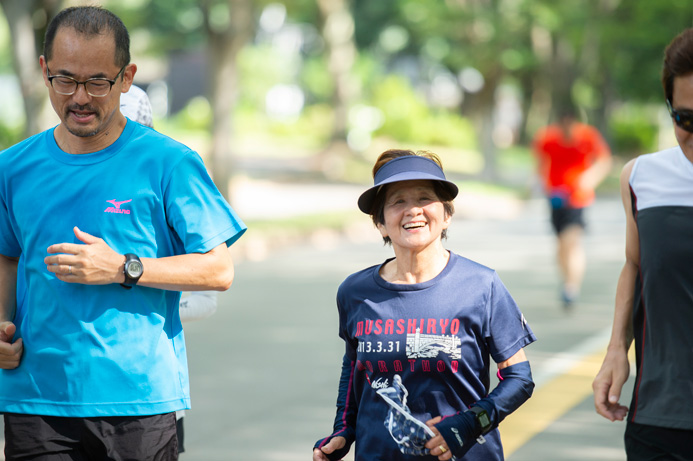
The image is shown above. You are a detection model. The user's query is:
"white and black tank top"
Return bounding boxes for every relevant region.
[629,146,693,430]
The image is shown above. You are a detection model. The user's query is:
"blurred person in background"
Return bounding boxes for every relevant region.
[121,84,220,456]
[533,105,612,309]
[120,83,152,128]
[314,149,536,460]
[592,28,693,460]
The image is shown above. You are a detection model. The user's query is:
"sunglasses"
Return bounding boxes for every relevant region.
[666,99,693,133]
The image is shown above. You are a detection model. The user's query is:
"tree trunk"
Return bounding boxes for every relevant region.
[462,70,501,180]
[478,82,498,181]
[550,34,576,115]
[316,0,357,172]
[0,0,57,136]
[201,0,254,202]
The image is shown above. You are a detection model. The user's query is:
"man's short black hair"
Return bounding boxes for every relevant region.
[663,28,693,103]
[44,6,130,69]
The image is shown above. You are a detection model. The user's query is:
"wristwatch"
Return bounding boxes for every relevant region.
[469,406,492,434]
[121,253,143,289]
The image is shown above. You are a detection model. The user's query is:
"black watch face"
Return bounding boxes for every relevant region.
[126,261,143,278]
[478,411,491,429]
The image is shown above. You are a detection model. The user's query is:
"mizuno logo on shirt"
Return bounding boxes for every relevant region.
[104,199,132,215]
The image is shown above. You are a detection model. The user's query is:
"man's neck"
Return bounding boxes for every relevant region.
[54,116,127,155]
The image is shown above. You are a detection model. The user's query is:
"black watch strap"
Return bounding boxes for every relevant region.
[121,253,143,289]
[469,406,492,434]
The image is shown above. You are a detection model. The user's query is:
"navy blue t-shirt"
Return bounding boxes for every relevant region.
[326,252,536,460]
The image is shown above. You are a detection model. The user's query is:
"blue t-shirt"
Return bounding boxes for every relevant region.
[328,252,536,460]
[0,121,246,416]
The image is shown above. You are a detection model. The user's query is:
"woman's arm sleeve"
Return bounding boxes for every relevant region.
[313,353,358,460]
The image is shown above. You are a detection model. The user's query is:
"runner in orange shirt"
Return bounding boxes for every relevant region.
[533,106,612,309]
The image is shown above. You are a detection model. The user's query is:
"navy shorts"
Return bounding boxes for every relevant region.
[550,206,585,235]
[4,412,178,461]
[625,421,693,460]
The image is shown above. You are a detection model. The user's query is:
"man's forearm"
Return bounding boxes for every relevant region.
[45,229,235,291]
[137,243,235,292]
[608,260,637,351]
[0,255,19,322]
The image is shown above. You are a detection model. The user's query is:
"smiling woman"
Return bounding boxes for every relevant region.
[313,149,537,461]
[359,151,457,249]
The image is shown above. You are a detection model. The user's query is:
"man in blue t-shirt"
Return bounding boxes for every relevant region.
[0,6,246,459]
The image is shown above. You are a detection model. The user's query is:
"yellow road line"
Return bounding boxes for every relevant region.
[499,349,607,456]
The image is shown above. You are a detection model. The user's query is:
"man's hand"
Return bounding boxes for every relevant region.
[313,436,346,461]
[0,321,23,369]
[45,227,124,285]
[593,348,630,421]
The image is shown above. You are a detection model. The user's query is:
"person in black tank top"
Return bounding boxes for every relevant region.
[592,28,693,460]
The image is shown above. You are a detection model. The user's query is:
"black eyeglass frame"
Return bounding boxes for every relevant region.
[666,99,693,133]
[46,64,127,98]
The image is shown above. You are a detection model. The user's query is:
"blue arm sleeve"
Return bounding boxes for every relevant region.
[313,354,357,460]
[435,361,534,458]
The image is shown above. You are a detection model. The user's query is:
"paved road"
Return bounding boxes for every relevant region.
[0,194,634,460]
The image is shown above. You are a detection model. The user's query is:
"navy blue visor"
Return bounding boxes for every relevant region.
[357,155,458,214]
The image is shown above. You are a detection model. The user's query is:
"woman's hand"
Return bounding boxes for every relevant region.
[424,417,454,460]
[312,436,346,461]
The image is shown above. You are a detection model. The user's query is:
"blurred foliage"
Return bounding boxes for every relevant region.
[0,122,21,150]
[371,75,477,148]
[172,96,213,131]
[105,0,207,51]
[237,44,298,107]
[235,103,333,149]
[601,0,693,103]
[0,10,10,72]
[246,209,363,239]
[497,145,534,173]
[3,0,693,165]
[299,56,333,102]
[608,105,660,158]
[264,104,333,147]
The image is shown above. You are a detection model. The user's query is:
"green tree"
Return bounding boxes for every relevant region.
[351,0,537,178]
[105,0,256,200]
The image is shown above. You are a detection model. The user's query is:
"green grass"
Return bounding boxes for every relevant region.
[244,209,365,237]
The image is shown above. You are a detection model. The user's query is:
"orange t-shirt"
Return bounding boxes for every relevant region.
[533,123,610,208]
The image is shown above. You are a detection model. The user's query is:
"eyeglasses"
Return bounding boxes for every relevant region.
[46,64,127,97]
[666,99,693,133]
